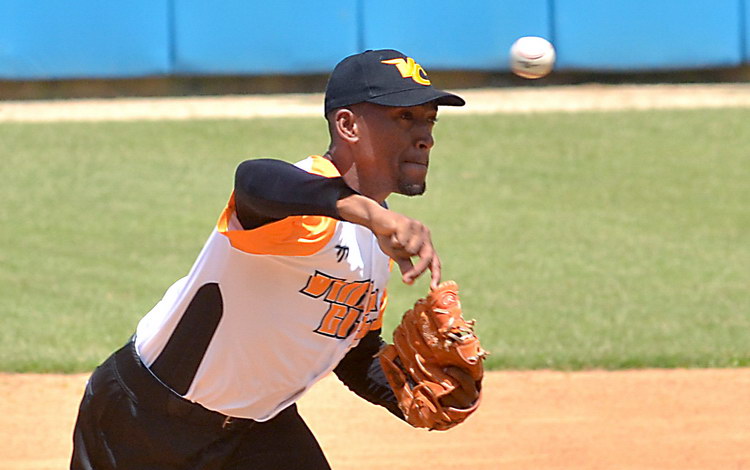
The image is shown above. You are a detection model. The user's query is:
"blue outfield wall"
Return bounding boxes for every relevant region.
[359,0,551,70]
[171,0,359,75]
[554,0,745,70]
[0,0,748,80]
[0,0,170,80]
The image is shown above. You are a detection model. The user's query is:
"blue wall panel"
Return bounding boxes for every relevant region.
[0,0,746,81]
[361,0,550,71]
[744,0,750,61]
[0,0,170,80]
[172,1,358,75]
[554,0,743,70]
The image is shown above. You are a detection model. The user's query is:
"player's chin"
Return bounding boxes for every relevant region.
[397,180,426,197]
[398,161,428,196]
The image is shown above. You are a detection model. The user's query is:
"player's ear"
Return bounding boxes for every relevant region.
[333,108,359,143]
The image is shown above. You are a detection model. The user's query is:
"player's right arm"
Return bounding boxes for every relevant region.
[234,158,354,229]
[234,159,440,288]
[336,194,441,289]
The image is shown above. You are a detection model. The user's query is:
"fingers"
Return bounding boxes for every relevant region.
[394,257,416,284]
[403,242,441,288]
[371,210,441,287]
[429,253,442,290]
[390,223,440,287]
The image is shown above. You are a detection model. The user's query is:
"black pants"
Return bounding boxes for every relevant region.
[71,342,331,470]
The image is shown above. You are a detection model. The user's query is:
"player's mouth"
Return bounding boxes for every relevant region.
[401,160,429,187]
[402,160,428,176]
[402,157,429,169]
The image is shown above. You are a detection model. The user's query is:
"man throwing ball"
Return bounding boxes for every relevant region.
[71,49,477,470]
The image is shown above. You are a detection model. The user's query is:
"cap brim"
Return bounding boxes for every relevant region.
[367,87,465,108]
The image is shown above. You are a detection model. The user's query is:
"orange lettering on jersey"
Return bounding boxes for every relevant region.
[300,271,340,298]
[324,280,346,303]
[301,271,377,339]
[337,307,360,337]
[364,290,378,312]
[381,57,431,85]
[335,282,371,307]
[314,301,365,339]
[316,303,352,337]
[353,288,386,340]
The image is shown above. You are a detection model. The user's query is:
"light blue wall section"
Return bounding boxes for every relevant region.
[0,0,170,79]
[0,1,747,80]
[171,0,358,75]
[554,0,743,70]
[361,0,550,71]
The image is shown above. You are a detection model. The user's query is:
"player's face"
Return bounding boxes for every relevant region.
[353,102,438,200]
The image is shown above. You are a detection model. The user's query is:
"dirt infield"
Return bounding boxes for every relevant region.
[1,369,749,470]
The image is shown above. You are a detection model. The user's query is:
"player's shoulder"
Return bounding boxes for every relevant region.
[294,155,341,178]
[235,156,340,178]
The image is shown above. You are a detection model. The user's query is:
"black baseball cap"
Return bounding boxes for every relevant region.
[324,49,465,116]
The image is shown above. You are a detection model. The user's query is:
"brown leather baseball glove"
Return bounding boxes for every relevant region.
[378,281,488,431]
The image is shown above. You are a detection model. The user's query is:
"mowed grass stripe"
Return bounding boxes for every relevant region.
[0,109,748,372]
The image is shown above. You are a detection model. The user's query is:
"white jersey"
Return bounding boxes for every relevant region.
[135,155,391,421]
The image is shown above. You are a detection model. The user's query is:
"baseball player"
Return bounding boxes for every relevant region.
[71,49,467,470]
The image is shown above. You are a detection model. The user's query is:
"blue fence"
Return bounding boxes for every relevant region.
[0,0,748,80]
[554,0,745,70]
[0,0,170,79]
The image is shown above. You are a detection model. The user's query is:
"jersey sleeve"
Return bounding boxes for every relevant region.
[333,329,405,420]
[234,158,355,230]
[216,157,358,256]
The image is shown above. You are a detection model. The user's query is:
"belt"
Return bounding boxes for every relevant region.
[112,340,255,431]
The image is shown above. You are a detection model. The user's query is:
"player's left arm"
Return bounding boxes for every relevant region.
[333,329,405,420]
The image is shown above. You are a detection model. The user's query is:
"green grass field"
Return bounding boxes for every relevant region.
[1,109,748,372]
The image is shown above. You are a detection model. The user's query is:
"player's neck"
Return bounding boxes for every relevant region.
[323,149,389,204]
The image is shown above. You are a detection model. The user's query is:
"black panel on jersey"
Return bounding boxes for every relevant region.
[333,329,404,420]
[234,159,356,230]
[150,283,224,395]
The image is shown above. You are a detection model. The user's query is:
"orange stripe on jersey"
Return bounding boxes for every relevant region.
[370,261,393,330]
[216,156,342,256]
[308,154,341,178]
[370,290,387,331]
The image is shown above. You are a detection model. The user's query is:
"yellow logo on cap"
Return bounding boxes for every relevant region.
[381,57,431,86]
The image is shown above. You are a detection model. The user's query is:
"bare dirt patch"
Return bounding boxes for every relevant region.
[1,83,749,122]
[1,369,749,470]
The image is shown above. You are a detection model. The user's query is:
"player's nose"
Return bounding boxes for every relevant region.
[416,128,434,151]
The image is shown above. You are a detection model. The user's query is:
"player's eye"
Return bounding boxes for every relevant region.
[400,111,413,120]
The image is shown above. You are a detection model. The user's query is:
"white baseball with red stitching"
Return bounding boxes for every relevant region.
[510,36,556,79]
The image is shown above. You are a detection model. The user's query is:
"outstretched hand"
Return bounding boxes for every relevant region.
[372,211,441,289]
[336,194,441,289]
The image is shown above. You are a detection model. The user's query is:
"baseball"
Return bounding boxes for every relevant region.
[509,36,556,79]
